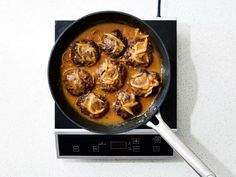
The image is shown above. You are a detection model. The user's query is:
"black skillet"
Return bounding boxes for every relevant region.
[48,11,216,177]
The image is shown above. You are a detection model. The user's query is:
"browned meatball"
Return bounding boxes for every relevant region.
[124,37,153,67]
[77,92,109,118]
[71,39,99,66]
[101,29,127,58]
[130,69,160,97]
[97,59,127,92]
[113,91,141,119]
[62,68,94,96]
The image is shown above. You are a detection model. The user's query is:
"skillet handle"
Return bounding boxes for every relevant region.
[146,113,216,177]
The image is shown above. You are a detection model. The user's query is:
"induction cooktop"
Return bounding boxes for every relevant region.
[55,19,177,158]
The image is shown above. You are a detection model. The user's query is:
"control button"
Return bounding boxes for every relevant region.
[152,145,160,152]
[92,146,100,152]
[72,145,80,152]
[133,146,140,152]
[152,136,161,144]
[133,138,140,145]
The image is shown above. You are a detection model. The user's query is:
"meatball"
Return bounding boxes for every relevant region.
[101,29,127,58]
[71,39,99,66]
[130,69,160,97]
[77,92,109,118]
[62,68,94,96]
[113,91,141,119]
[124,37,153,67]
[97,59,127,92]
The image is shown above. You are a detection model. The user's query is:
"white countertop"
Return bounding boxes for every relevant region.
[0,0,236,176]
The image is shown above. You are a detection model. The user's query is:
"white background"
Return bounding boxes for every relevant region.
[0,0,236,176]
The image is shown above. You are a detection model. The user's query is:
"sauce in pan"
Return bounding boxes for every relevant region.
[61,23,162,125]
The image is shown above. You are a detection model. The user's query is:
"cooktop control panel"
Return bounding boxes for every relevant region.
[57,134,173,156]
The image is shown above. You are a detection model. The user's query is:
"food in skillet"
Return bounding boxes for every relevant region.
[62,68,94,96]
[71,39,100,66]
[113,91,141,119]
[97,59,127,92]
[124,30,153,67]
[61,23,162,125]
[101,29,127,58]
[130,69,160,97]
[77,92,109,118]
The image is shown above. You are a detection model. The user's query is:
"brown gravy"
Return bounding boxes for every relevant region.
[61,23,162,125]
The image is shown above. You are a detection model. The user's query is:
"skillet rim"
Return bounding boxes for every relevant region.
[48,11,171,134]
